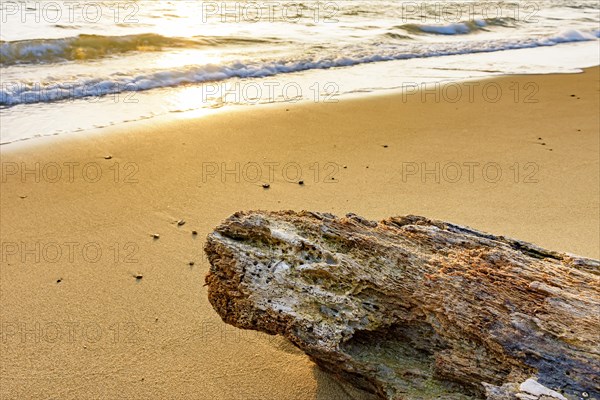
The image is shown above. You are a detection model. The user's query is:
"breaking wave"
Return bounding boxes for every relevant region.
[1,29,598,106]
[398,17,518,35]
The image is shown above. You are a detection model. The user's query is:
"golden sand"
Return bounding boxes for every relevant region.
[1,68,598,399]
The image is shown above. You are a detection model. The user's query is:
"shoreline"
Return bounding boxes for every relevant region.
[2,38,598,147]
[2,64,599,154]
[1,67,598,399]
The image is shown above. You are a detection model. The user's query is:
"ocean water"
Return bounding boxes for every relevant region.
[1,0,599,145]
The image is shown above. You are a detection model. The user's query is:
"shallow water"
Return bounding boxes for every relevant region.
[1,0,598,144]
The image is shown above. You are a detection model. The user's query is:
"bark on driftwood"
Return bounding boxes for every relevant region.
[204,211,599,400]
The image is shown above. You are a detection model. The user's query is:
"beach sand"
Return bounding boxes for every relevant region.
[1,68,598,399]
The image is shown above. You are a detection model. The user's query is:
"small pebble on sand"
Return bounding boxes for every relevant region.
[104,155,112,160]
[262,184,270,189]
[135,274,143,280]
[177,219,186,226]
[298,181,304,185]
[192,230,198,235]
[152,234,160,239]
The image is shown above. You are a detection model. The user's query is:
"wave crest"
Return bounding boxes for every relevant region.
[0,33,276,66]
[398,17,517,35]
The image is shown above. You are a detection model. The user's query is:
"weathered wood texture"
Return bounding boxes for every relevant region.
[204,211,599,400]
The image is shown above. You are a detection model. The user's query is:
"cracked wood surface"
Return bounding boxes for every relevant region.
[204,211,599,400]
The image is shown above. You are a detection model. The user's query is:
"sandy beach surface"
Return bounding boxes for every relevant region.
[1,68,598,399]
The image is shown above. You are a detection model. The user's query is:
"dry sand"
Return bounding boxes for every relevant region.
[0,68,598,399]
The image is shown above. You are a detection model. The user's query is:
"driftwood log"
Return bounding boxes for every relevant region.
[204,211,599,400]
